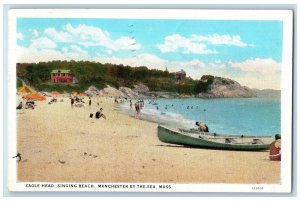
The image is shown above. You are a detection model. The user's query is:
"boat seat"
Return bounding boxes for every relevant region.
[252,138,263,144]
[225,138,237,144]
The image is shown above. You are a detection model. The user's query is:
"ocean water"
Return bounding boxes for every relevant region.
[116,98,281,136]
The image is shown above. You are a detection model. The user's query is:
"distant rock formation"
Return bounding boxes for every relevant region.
[84,84,180,99]
[84,86,100,96]
[196,76,256,98]
[119,87,140,98]
[252,89,281,98]
[96,85,139,98]
[133,84,150,97]
[85,77,270,99]
[150,91,180,98]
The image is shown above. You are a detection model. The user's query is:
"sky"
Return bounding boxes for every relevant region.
[16,18,283,89]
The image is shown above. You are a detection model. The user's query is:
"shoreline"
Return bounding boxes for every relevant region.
[16,95,281,183]
[114,97,280,136]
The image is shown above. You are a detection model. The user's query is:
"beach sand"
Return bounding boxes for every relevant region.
[16,96,280,183]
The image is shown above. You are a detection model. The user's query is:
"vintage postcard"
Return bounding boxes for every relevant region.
[7,9,293,192]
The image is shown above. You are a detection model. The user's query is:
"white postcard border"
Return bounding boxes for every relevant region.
[7,9,294,193]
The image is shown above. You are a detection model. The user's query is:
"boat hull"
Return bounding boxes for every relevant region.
[158,125,271,151]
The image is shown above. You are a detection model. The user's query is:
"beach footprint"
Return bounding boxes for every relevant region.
[58,160,66,164]
[83,152,98,159]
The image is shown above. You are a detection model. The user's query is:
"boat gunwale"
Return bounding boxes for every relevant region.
[158,125,272,149]
[178,128,273,139]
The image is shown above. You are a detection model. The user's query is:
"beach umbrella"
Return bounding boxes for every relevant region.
[18,87,28,94]
[24,85,37,94]
[18,86,32,94]
[23,93,46,101]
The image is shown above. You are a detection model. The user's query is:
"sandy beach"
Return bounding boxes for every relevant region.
[16,95,280,184]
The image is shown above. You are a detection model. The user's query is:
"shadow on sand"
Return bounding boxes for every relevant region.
[155,144,270,152]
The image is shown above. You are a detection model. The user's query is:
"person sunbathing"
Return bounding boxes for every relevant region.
[25,102,35,109]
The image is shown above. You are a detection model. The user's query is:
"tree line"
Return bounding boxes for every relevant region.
[17,60,214,94]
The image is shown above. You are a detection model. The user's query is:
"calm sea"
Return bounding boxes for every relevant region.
[116,98,281,136]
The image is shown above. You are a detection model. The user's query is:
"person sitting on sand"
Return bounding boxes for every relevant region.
[269,134,281,161]
[95,108,106,119]
[16,102,23,110]
[196,122,209,132]
[26,100,34,104]
[50,97,57,103]
[25,102,35,109]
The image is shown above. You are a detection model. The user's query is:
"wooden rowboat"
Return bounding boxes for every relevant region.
[157,125,273,151]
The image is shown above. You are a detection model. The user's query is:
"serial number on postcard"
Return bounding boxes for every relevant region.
[251,186,264,190]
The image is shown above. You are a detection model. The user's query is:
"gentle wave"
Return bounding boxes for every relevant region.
[115,98,280,136]
[115,102,196,129]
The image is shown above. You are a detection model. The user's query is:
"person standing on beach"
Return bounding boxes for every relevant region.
[141,100,144,107]
[130,100,132,110]
[138,100,141,109]
[70,97,75,108]
[97,96,100,106]
[135,102,140,119]
[269,134,281,161]
[89,97,92,108]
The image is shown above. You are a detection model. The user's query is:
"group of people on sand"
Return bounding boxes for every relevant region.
[90,108,106,119]
[16,100,35,110]
[70,96,106,120]
[70,96,86,108]
[48,97,58,104]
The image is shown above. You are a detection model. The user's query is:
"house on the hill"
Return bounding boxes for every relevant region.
[51,69,74,83]
[175,69,186,81]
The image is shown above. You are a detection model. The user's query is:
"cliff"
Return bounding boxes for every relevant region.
[85,77,257,99]
[84,84,182,99]
[84,75,259,99]
[196,76,256,98]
